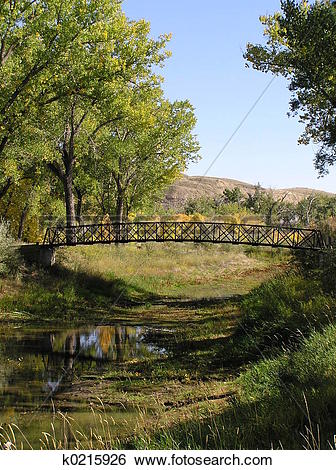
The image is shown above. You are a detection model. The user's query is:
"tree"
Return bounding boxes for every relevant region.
[0,1,198,238]
[0,0,116,195]
[91,89,199,223]
[296,193,336,225]
[245,0,336,176]
[221,187,244,207]
[245,183,265,213]
[33,3,171,238]
[91,93,199,223]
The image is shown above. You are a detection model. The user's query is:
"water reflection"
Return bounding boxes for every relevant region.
[51,325,156,361]
[0,324,164,411]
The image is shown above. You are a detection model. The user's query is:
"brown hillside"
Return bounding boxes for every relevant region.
[162,174,334,210]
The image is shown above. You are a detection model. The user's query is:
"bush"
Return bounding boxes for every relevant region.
[0,221,22,276]
[294,246,336,295]
[293,218,336,294]
[229,274,336,362]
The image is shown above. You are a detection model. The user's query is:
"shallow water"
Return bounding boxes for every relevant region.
[0,323,166,447]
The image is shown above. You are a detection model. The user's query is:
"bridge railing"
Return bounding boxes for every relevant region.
[42,221,326,251]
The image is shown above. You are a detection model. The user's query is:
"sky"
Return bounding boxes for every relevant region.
[123,0,336,193]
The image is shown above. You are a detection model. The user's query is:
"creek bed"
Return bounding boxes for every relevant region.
[0,322,168,448]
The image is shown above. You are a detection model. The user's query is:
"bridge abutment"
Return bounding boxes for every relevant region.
[20,244,56,268]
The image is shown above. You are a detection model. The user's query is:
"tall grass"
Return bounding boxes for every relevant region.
[133,324,336,450]
[130,271,336,450]
[0,407,122,450]
[3,272,335,450]
[0,243,285,321]
[3,245,333,450]
[225,273,336,363]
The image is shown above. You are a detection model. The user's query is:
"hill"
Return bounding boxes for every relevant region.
[162,174,334,210]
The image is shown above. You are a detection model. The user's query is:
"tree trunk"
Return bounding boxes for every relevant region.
[63,175,76,244]
[114,189,125,243]
[2,189,13,218]
[48,160,77,243]
[47,100,84,244]
[18,202,29,240]
[266,203,276,225]
[0,135,8,158]
[0,178,12,200]
[75,186,83,224]
[115,192,124,224]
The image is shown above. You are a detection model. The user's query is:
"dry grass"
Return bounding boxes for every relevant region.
[58,243,287,300]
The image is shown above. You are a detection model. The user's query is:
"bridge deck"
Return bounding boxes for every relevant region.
[42,221,326,251]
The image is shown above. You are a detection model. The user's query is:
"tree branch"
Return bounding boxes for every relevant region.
[47,161,65,181]
[0,177,12,199]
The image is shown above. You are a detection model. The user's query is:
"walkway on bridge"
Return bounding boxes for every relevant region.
[42,221,326,251]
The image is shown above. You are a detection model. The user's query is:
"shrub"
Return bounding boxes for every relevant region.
[0,220,22,276]
[229,274,335,361]
[184,197,216,216]
[189,212,205,222]
[294,245,336,295]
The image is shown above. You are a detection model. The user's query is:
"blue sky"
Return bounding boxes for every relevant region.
[123,0,336,192]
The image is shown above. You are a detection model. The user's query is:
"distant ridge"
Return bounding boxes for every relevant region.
[162,174,335,210]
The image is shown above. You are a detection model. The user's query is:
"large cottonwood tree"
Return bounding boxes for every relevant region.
[245,0,336,176]
[0,0,199,239]
[90,86,200,222]
[0,0,112,195]
[32,1,171,235]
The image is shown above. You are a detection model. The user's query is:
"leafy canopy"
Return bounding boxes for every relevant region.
[245,0,336,176]
[90,83,200,218]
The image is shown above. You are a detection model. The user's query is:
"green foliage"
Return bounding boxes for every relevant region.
[234,274,335,360]
[91,94,199,221]
[0,1,125,174]
[0,221,21,275]
[222,187,244,205]
[184,196,217,216]
[245,0,336,176]
[294,243,336,296]
[181,184,336,227]
[0,1,199,234]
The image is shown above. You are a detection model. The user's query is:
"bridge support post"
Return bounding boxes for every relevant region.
[39,246,56,267]
[20,245,56,268]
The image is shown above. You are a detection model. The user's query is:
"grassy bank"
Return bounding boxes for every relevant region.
[3,243,335,450]
[0,243,286,324]
[134,323,336,450]
[0,243,291,449]
[3,270,335,450]
[129,271,336,450]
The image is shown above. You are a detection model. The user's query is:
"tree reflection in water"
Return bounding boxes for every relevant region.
[0,324,163,412]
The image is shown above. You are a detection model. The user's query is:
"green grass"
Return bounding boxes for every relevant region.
[135,324,336,450]
[0,243,285,323]
[224,273,336,364]
[123,270,336,450]
[5,243,335,450]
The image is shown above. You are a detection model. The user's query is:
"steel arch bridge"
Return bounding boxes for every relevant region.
[42,221,326,251]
